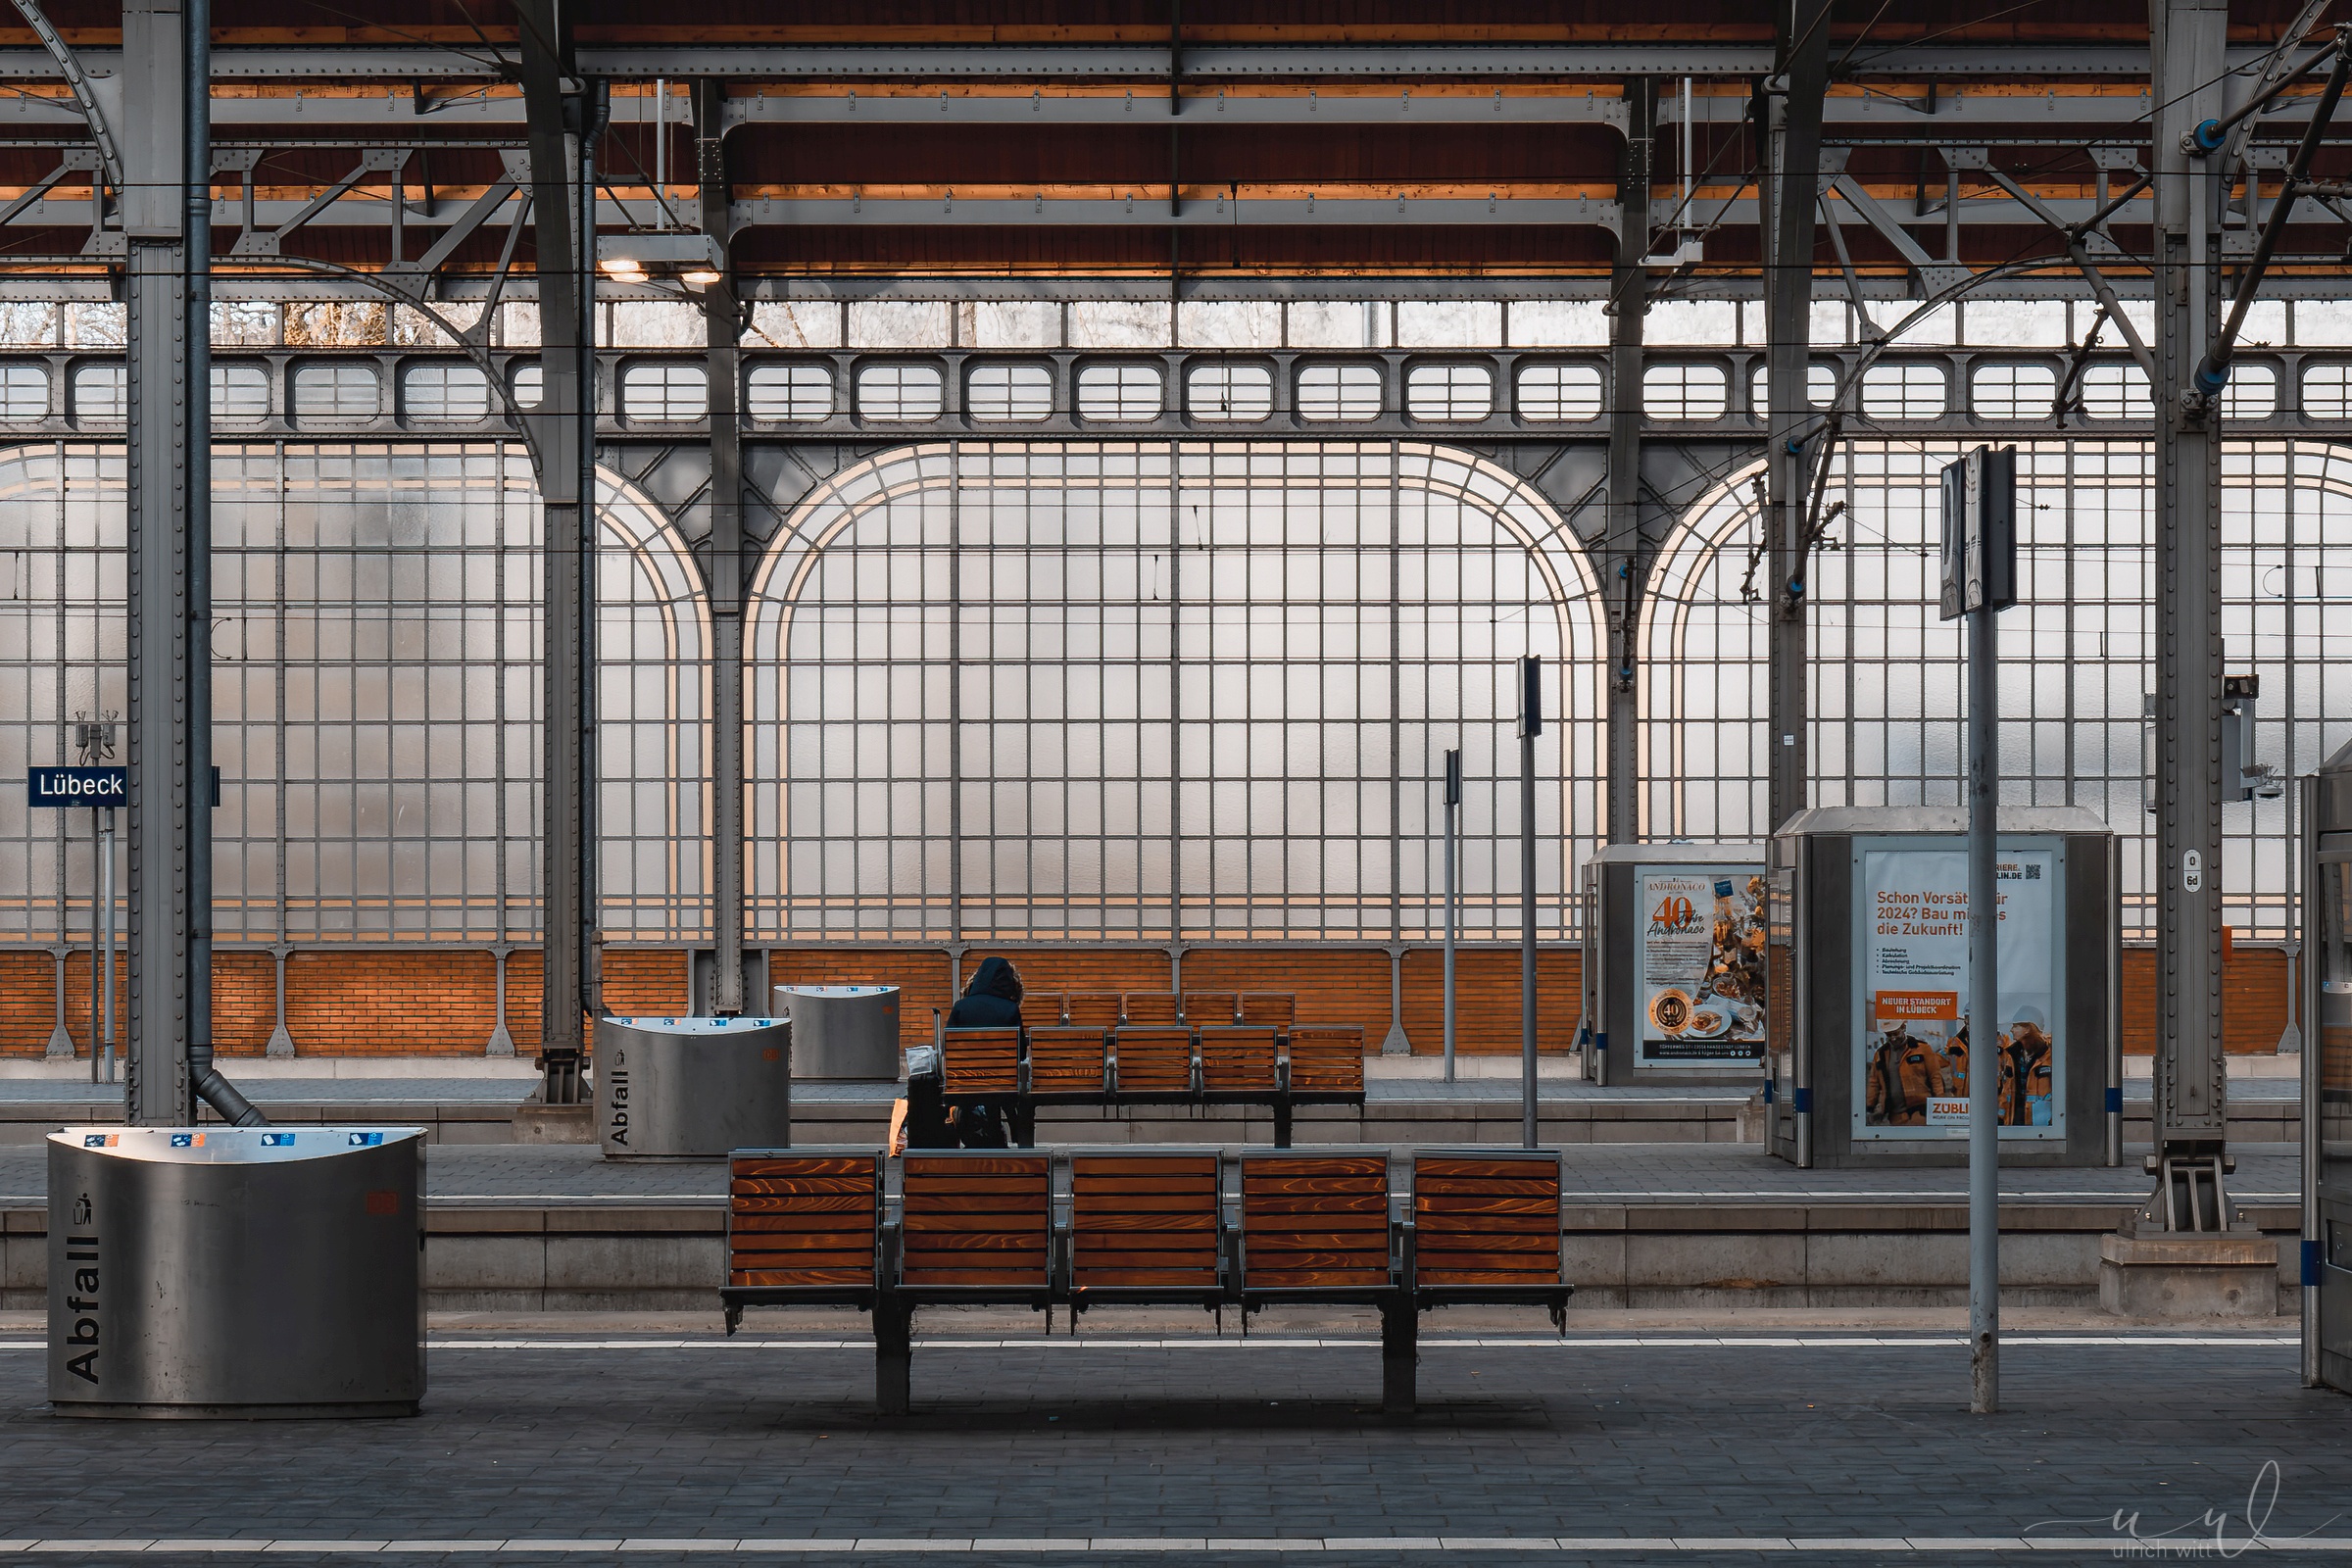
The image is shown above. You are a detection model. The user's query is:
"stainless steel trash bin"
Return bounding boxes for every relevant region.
[48,1125,425,1419]
[595,1014,793,1157]
[774,985,901,1080]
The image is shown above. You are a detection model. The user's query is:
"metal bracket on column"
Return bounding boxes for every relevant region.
[385,152,529,278]
[265,942,295,1057]
[1381,942,1410,1056]
[1819,150,1972,296]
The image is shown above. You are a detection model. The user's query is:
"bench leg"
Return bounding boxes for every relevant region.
[875,1298,914,1415]
[1381,1296,1417,1417]
[1273,1101,1293,1149]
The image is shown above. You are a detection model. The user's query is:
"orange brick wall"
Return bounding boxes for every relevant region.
[2120,944,2292,1056]
[0,939,2301,1058]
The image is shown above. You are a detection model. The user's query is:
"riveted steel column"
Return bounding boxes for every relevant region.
[516,1,592,1098]
[699,77,746,1013]
[2151,0,2230,1165]
[121,0,194,1126]
[1604,78,1652,846]
[1765,2,1831,838]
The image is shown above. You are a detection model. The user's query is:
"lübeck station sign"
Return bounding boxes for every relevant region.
[26,767,126,808]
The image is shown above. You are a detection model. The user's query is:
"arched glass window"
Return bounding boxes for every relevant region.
[1637,438,2352,938]
[0,442,709,949]
[746,441,1606,943]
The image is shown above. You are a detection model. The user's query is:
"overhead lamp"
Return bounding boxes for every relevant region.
[597,232,725,288]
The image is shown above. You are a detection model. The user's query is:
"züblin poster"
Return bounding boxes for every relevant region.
[1636,868,1767,1065]
[1855,845,2062,1140]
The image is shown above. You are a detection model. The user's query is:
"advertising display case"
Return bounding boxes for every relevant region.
[1765,806,2118,1169]
[2302,738,2352,1394]
[1580,843,1769,1087]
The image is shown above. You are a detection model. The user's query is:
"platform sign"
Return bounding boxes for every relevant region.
[26,766,124,808]
[1635,867,1767,1066]
[1852,840,2064,1141]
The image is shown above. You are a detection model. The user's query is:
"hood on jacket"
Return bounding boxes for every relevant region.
[964,955,1023,1004]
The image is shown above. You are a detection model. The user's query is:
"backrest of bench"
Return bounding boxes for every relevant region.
[1411,1152,1562,1286]
[1024,992,1066,1025]
[1068,1152,1221,1292]
[899,1152,1052,1288]
[941,1027,1021,1096]
[1197,1024,1280,1092]
[727,1152,879,1288]
[1121,991,1182,1025]
[1112,1024,1194,1092]
[1238,992,1297,1028]
[1025,1025,1107,1093]
[1286,1025,1366,1094]
[1064,992,1123,1029]
[1239,1152,1391,1289]
[1180,990,1238,1024]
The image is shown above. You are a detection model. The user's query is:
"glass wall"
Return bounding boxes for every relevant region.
[745,441,1606,943]
[1639,438,2352,938]
[0,442,709,947]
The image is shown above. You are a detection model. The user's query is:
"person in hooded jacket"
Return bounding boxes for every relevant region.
[939,956,1023,1147]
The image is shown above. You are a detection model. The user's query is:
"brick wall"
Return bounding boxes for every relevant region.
[0,939,2303,1057]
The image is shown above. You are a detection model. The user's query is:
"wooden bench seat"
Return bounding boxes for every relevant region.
[897,1152,1053,1296]
[1026,1025,1108,1096]
[1410,1151,1569,1316]
[1239,1151,1393,1296]
[1066,1152,1224,1308]
[1112,1024,1196,1095]
[1287,1025,1367,1095]
[940,1027,1022,1097]
[1198,1024,1281,1095]
[723,1152,881,1307]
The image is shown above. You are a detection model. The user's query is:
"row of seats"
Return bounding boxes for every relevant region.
[720,1145,1570,1413]
[937,989,1366,1108]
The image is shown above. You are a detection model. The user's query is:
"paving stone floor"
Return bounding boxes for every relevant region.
[0,1141,2303,1207]
[0,1334,2340,1564]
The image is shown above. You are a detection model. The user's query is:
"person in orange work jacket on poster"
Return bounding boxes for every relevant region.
[1865,1024,1947,1126]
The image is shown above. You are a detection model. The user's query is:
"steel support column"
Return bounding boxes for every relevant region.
[121,0,194,1126]
[1604,78,1652,846]
[516,1,594,1100]
[1765,2,1831,840]
[700,78,747,1015]
[2149,0,2232,1191]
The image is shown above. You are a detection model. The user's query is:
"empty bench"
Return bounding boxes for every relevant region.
[930,990,1368,1147]
[721,1145,1570,1414]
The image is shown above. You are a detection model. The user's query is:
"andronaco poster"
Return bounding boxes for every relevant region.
[1636,867,1767,1065]
[1853,842,2063,1140]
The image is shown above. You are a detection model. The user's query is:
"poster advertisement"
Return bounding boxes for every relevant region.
[1853,842,2064,1140]
[1636,867,1767,1065]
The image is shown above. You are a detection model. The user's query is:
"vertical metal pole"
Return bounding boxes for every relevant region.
[1444,748,1460,1085]
[101,808,116,1085]
[1604,79,1651,845]
[2299,771,2321,1388]
[1520,656,1541,1149]
[86,808,98,1083]
[698,77,745,1013]
[1967,600,1999,1415]
[1765,0,1832,841]
[2150,0,2231,1196]
[121,0,194,1126]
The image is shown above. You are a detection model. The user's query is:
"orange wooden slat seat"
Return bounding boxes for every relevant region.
[1239,1152,1392,1293]
[1121,991,1182,1025]
[941,1027,1021,1096]
[1238,993,1297,1029]
[899,1152,1052,1291]
[1198,1024,1281,1094]
[1113,1024,1196,1094]
[1180,990,1238,1024]
[1063,991,1123,1029]
[1287,1025,1366,1094]
[1025,1025,1108,1094]
[1067,1152,1222,1296]
[726,1152,879,1290]
[1024,992,1066,1025]
[1411,1152,1564,1291]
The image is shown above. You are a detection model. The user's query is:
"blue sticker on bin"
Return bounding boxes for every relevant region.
[82,1134,107,1147]
[260,1132,297,1147]
[170,1134,193,1148]
[347,1131,383,1147]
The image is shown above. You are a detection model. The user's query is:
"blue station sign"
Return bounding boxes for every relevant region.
[27,766,126,808]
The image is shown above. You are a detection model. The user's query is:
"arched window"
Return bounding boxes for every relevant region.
[1638,438,2352,938]
[746,441,1606,943]
[0,442,710,947]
